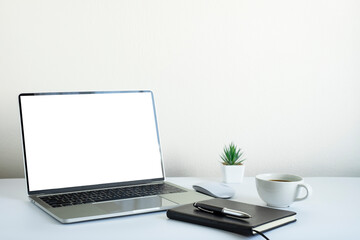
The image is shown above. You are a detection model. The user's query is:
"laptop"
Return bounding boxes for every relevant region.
[18,90,211,223]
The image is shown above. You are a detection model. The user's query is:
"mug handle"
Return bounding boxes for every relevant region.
[294,183,312,202]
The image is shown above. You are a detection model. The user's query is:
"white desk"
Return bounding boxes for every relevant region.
[0,177,359,240]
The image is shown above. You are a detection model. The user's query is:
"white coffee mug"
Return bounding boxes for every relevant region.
[256,173,312,208]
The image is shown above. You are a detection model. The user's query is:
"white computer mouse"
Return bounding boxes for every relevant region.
[192,181,235,199]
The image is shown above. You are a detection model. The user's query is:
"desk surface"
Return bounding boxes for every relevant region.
[0,177,359,240]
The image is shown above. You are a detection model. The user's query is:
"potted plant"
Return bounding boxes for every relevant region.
[220,142,246,183]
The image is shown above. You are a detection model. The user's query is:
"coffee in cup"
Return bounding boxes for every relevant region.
[256,173,312,208]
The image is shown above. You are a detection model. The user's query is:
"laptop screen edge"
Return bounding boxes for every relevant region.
[18,90,166,196]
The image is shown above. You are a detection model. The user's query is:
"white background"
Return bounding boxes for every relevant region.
[1,0,360,178]
[20,92,163,191]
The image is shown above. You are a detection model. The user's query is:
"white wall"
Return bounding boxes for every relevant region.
[1,0,359,178]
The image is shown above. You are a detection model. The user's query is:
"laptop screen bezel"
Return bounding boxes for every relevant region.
[18,90,166,196]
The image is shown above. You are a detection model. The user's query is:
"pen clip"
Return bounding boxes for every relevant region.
[193,202,214,214]
[196,206,214,214]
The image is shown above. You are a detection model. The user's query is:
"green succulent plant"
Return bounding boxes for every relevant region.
[220,142,246,165]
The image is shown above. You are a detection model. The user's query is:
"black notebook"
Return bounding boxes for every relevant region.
[166,198,296,236]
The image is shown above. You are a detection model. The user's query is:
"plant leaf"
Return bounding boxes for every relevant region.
[220,142,245,165]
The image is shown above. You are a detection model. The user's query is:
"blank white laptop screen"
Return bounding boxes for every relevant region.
[19,91,164,192]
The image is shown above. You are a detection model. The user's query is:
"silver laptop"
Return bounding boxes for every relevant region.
[19,90,211,223]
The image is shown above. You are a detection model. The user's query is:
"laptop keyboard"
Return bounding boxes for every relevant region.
[39,183,186,208]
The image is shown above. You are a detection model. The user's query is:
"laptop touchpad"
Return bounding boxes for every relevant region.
[95,196,177,214]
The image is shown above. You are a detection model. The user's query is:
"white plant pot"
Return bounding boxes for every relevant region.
[222,164,245,183]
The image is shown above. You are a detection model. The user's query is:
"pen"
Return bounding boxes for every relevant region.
[193,202,252,219]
